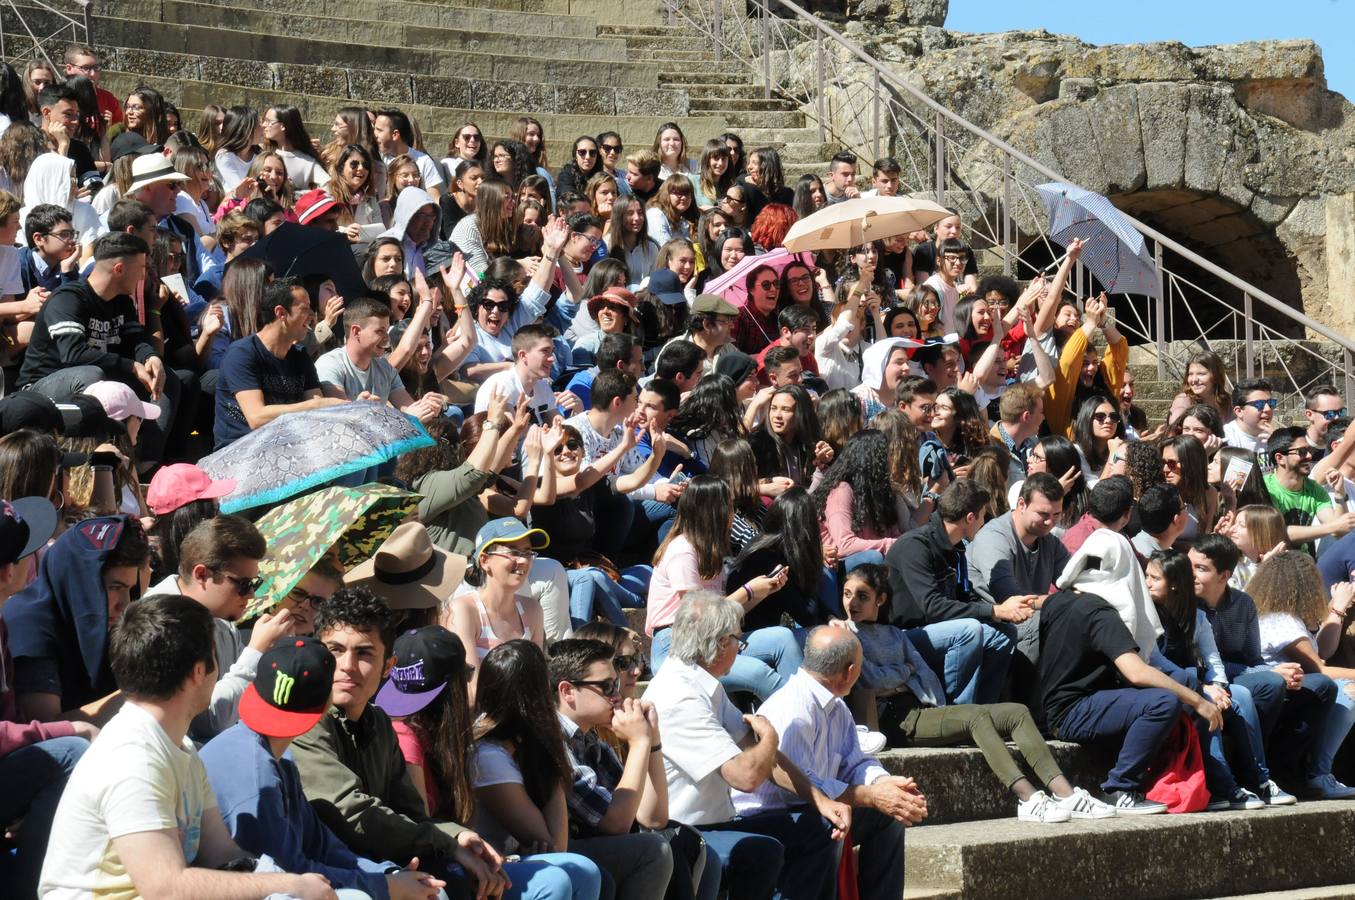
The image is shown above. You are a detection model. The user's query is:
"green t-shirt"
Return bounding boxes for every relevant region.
[1264,472,1333,553]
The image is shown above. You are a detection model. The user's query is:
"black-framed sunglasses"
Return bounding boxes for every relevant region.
[220,572,264,596]
[1090,412,1117,424]
[479,299,513,313]
[600,143,623,154]
[577,147,598,157]
[553,438,583,456]
[571,677,622,697]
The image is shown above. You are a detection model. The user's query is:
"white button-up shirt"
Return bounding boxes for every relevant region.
[646,657,750,826]
[733,669,889,815]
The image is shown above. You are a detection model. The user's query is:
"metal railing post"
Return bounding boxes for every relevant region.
[1154,241,1167,379]
[871,69,880,160]
[82,0,94,44]
[1346,348,1355,414]
[1243,292,1255,378]
[713,0,722,63]
[933,110,944,203]
[1002,160,1012,275]
[815,30,824,143]
[761,0,771,100]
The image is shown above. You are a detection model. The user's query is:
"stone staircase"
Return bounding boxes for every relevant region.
[5,0,835,179]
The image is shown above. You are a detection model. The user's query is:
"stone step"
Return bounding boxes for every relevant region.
[165,0,602,38]
[645,49,719,61]
[108,0,633,63]
[658,71,756,86]
[98,43,687,119]
[609,33,714,52]
[688,96,801,112]
[1219,887,1355,899]
[59,14,655,89]
[675,82,766,99]
[905,801,1355,900]
[543,0,672,18]
[100,72,728,146]
[597,24,694,36]
[708,109,806,129]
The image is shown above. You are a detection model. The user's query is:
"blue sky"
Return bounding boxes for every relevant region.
[946,1,1354,102]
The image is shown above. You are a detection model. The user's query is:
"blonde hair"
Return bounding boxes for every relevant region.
[383,153,422,202]
[1237,504,1287,560]
[247,150,295,208]
[1248,550,1327,630]
[0,188,20,221]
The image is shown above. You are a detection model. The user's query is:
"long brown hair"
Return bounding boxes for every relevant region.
[872,408,923,496]
[472,640,571,808]
[1179,350,1231,417]
[509,115,548,171]
[648,174,695,230]
[707,438,761,520]
[654,475,732,580]
[1248,550,1327,630]
[383,153,422,202]
[475,177,516,260]
[405,638,475,822]
[219,256,271,340]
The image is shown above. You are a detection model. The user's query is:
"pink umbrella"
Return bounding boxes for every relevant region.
[704,247,815,309]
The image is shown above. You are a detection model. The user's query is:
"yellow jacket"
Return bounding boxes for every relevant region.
[1044,327,1128,437]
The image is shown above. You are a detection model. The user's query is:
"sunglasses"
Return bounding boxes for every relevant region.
[577,148,598,157]
[601,143,623,154]
[1090,412,1117,424]
[613,653,645,673]
[553,438,583,456]
[1243,398,1278,411]
[479,299,513,313]
[1163,458,1182,470]
[755,280,778,291]
[572,677,621,697]
[1319,408,1348,421]
[459,132,482,142]
[220,572,263,596]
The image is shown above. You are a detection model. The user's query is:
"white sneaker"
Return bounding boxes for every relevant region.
[1306,773,1355,800]
[1017,790,1072,823]
[1054,786,1117,819]
[855,725,887,754]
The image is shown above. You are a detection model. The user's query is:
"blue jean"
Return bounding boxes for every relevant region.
[1156,658,1261,795]
[703,810,840,900]
[640,498,678,544]
[0,735,89,895]
[650,625,803,702]
[1268,670,1337,780]
[1315,677,1355,777]
[905,618,1014,705]
[694,828,783,900]
[504,852,604,900]
[1055,687,1181,792]
[566,566,650,627]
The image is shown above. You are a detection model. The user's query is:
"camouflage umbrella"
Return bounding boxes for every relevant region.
[241,483,421,622]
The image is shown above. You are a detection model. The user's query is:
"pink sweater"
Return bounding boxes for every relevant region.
[821,482,899,556]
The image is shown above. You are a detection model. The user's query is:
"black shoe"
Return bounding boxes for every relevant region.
[1104,790,1168,815]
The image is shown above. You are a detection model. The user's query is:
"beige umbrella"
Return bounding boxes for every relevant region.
[782,196,952,252]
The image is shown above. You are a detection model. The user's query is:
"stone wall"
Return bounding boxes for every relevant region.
[794,22,1355,338]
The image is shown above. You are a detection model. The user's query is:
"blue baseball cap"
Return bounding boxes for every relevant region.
[646,268,687,306]
[0,498,57,567]
[473,518,549,561]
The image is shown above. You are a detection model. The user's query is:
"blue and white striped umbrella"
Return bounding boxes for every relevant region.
[1035,182,1160,298]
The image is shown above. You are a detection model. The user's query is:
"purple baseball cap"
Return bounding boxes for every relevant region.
[374,626,469,717]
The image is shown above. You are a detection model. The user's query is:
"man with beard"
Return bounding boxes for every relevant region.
[1263,427,1355,555]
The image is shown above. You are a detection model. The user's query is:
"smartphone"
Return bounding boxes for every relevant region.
[768,564,788,579]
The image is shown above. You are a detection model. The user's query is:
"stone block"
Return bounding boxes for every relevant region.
[347,70,414,106]
[553,85,615,117]
[1135,82,1188,190]
[1045,102,1109,194]
[1182,86,1237,195]
[105,48,201,82]
[1085,83,1146,195]
[1248,192,1298,228]
[412,77,475,111]
[270,63,349,99]
[199,58,275,91]
[467,80,555,116]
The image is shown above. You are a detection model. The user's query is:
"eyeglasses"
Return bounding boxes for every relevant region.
[220,572,263,596]
[600,143,623,154]
[492,152,512,162]
[487,547,538,562]
[287,585,328,609]
[941,253,967,263]
[553,438,583,456]
[917,297,940,309]
[787,273,814,287]
[722,196,746,207]
[1243,398,1278,411]
[571,677,621,698]
[71,63,101,74]
[1283,447,1314,458]
[1028,449,1045,463]
[1090,412,1117,424]
[43,229,76,242]
[577,148,598,157]
[719,633,749,652]
[479,299,513,313]
[913,402,936,414]
[1319,408,1348,421]
[613,653,645,673]
[576,234,603,248]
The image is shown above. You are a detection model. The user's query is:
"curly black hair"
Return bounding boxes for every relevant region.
[314,586,396,658]
[466,275,519,312]
[811,429,899,536]
[670,374,743,444]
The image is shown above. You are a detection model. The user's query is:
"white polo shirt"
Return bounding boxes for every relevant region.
[1222,419,1267,454]
[645,657,750,825]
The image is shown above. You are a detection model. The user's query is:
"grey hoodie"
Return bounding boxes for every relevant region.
[378,186,440,279]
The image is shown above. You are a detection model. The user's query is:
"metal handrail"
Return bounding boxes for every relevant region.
[685,0,1353,354]
[0,0,93,68]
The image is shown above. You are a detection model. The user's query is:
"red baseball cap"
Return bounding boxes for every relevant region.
[145,464,236,516]
[296,188,340,225]
[240,637,336,738]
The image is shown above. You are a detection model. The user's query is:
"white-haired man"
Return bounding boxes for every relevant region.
[646,591,849,900]
[733,625,926,900]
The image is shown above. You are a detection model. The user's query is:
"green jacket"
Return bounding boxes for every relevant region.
[416,464,495,559]
[291,703,467,864]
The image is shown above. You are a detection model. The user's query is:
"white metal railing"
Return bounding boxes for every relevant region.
[0,0,93,70]
[661,0,1355,405]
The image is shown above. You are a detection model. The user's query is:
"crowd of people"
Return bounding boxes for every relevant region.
[1,40,1355,900]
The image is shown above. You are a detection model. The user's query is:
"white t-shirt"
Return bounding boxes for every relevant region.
[1222,419,1267,455]
[646,658,750,826]
[175,193,216,236]
[474,368,556,425]
[39,702,217,898]
[274,148,331,190]
[469,739,524,854]
[1257,612,1317,668]
[0,244,23,296]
